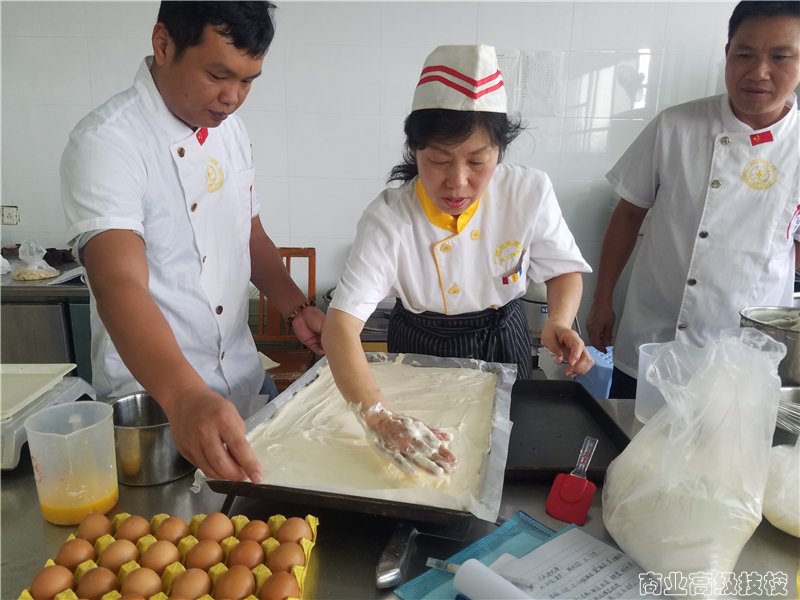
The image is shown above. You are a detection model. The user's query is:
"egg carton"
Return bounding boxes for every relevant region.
[18,511,319,600]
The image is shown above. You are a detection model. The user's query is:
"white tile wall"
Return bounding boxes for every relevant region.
[1,0,737,335]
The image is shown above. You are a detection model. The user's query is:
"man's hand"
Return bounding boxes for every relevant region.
[541,322,595,377]
[161,386,263,483]
[353,402,457,476]
[586,300,616,353]
[292,306,325,355]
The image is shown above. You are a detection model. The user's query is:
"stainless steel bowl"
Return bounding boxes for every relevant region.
[103,391,193,486]
[740,306,800,386]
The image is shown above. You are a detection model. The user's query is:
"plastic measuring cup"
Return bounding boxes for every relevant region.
[24,401,118,525]
[634,342,666,423]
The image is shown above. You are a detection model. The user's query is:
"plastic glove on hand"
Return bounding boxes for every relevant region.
[353,401,456,476]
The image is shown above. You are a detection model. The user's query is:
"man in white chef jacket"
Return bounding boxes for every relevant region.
[61,2,324,482]
[586,0,800,398]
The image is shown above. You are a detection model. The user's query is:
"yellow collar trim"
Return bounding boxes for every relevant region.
[416,180,480,234]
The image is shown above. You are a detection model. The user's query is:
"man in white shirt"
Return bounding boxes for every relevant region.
[61,2,324,481]
[587,1,800,398]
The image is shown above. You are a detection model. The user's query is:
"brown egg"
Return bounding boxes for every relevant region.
[196,511,234,542]
[119,594,147,600]
[275,517,312,544]
[238,519,270,543]
[155,516,190,545]
[170,567,212,598]
[98,538,138,574]
[184,538,224,571]
[227,539,266,569]
[54,537,96,571]
[267,541,306,573]
[120,567,162,597]
[115,514,151,542]
[77,512,113,544]
[258,571,301,600]
[213,564,255,600]
[76,566,117,600]
[140,539,180,575]
[29,565,74,600]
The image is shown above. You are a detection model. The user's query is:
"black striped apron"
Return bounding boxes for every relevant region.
[387,299,532,379]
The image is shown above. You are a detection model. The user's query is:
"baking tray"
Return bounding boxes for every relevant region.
[204,353,517,528]
[505,379,630,483]
[207,479,474,530]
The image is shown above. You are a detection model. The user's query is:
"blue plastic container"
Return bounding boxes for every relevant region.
[575,346,613,399]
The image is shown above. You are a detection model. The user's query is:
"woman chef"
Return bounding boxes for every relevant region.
[321,44,593,476]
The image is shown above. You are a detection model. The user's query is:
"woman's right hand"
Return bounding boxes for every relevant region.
[354,402,457,476]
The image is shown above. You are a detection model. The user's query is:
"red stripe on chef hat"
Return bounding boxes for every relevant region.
[417,74,504,100]
[418,65,504,100]
[420,64,503,89]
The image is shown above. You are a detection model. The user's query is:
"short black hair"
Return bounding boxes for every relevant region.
[157,1,276,60]
[728,1,800,42]
[388,110,525,184]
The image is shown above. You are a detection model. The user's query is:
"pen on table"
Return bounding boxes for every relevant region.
[426,557,535,591]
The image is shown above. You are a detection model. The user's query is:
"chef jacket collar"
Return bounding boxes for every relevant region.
[134,56,196,144]
[721,91,798,136]
[416,179,480,234]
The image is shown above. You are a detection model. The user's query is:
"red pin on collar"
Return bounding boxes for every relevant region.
[545,436,598,525]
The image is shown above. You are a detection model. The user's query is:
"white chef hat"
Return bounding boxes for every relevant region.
[411,44,507,114]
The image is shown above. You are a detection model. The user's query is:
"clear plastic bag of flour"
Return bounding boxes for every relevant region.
[11,240,59,281]
[602,328,786,577]
[763,439,800,538]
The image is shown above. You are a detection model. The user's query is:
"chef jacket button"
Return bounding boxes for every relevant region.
[687,278,697,286]
[470,230,480,241]
[220,351,225,360]
[202,255,207,263]
[215,305,223,315]
[177,147,185,158]
[720,136,731,145]
[191,202,198,212]
[710,180,721,189]
[441,243,452,253]
[448,285,461,295]
[677,323,688,330]
[698,231,709,239]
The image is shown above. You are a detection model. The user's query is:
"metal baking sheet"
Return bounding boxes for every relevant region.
[205,353,516,526]
[207,479,474,530]
[505,380,630,483]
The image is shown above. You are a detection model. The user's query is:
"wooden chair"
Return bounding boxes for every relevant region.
[252,247,319,392]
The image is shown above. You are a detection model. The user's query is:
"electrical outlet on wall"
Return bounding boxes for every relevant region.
[1,206,20,225]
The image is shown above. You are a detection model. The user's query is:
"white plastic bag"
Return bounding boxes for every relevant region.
[763,439,800,538]
[602,328,786,577]
[11,240,59,281]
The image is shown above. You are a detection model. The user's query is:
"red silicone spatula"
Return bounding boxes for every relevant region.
[545,435,598,525]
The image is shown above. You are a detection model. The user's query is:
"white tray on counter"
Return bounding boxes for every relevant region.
[1,363,77,420]
[1,376,95,470]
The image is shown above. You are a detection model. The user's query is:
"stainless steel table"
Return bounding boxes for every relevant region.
[2,399,798,598]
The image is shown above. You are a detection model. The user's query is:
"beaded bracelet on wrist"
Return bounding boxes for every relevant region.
[286,299,316,327]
